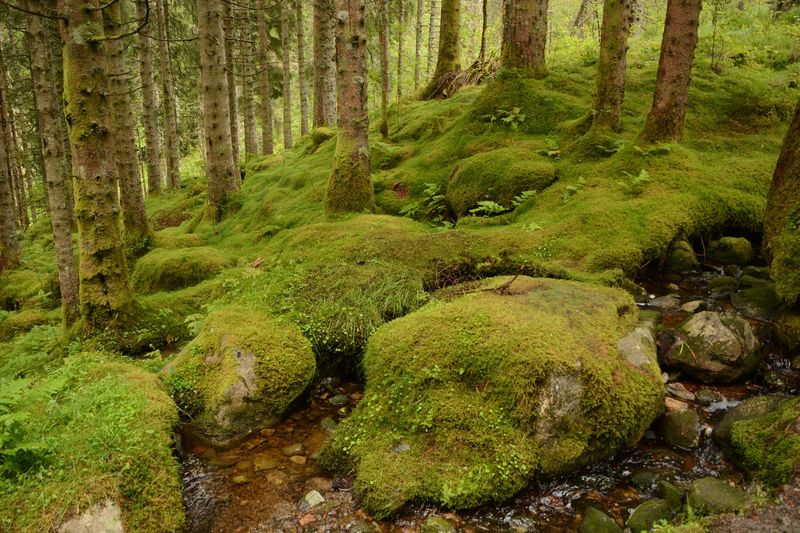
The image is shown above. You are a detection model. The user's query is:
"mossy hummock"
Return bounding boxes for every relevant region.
[132,247,232,294]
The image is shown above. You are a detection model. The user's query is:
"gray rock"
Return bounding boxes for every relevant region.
[580,506,622,533]
[320,416,338,432]
[631,469,658,490]
[421,515,456,533]
[695,389,724,406]
[687,477,749,514]
[680,300,706,313]
[739,275,772,289]
[58,500,123,533]
[350,519,380,533]
[657,480,682,510]
[666,382,695,401]
[649,294,681,311]
[617,317,659,373]
[665,311,759,383]
[329,394,350,406]
[298,490,326,511]
[626,499,672,532]
[660,409,701,449]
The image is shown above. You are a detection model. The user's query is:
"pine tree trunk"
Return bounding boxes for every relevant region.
[640,0,702,143]
[428,0,438,74]
[155,0,181,188]
[0,47,18,271]
[49,21,73,217]
[26,0,79,325]
[415,0,423,90]
[501,0,548,77]
[0,34,28,230]
[198,0,242,220]
[136,0,164,194]
[397,0,405,102]
[325,0,374,214]
[258,0,275,154]
[240,1,259,156]
[281,1,294,149]
[223,1,241,168]
[297,0,310,136]
[105,1,151,247]
[571,0,592,37]
[589,0,634,132]
[479,0,488,61]
[378,0,391,137]
[634,0,645,35]
[60,0,136,329]
[422,0,461,98]
[312,0,337,127]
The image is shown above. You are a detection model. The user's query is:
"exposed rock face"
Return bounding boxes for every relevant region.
[58,500,123,533]
[665,311,759,383]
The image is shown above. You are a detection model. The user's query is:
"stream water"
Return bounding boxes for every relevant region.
[178,268,798,532]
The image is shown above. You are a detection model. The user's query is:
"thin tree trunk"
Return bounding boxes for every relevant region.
[155,0,181,188]
[378,0,391,137]
[0,39,17,271]
[240,1,258,156]
[501,0,549,77]
[0,32,27,230]
[312,0,337,127]
[634,0,645,35]
[281,1,294,149]
[136,0,164,194]
[397,0,405,102]
[325,0,374,213]
[640,0,702,143]
[428,0,438,74]
[105,1,151,247]
[571,0,592,37]
[198,0,241,221]
[258,0,275,154]
[60,0,136,329]
[415,0,423,89]
[49,19,73,218]
[479,0,488,61]
[26,0,79,325]
[223,1,241,168]
[297,0,310,136]
[422,0,461,98]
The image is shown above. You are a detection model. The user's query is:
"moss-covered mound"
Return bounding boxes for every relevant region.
[772,229,800,306]
[0,309,50,342]
[320,277,664,517]
[161,305,315,444]
[132,247,232,294]
[446,148,557,217]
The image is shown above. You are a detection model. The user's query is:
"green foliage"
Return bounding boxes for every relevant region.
[563,177,586,204]
[400,182,451,226]
[481,107,527,130]
[617,169,652,198]
[469,201,509,217]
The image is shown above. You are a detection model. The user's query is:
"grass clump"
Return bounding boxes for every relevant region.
[132,247,233,294]
[320,277,664,517]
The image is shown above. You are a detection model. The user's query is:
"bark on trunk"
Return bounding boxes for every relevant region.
[297,0,310,136]
[378,0,391,137]
[258,0,275,154]
[501,0,548,77]
[0,51,18,271]
[325,0,374,214]
[136,0,164,194]
[397,0,405,102]
[281,1,294,149]
[415,0,423,90]
[105,1,151,247]
[240,1,258,156]
[422,0,461,98]
[0,34,27,230]
[26,0,79,324]
[479,0,488,61]
[640,0,702,143]
[155,0,181,188]
[223,1,241,168]
[428,0,438,74]
[60,0,136,329]
[198,0,241,220]
[312,0,337,127]
[571,0,592,37]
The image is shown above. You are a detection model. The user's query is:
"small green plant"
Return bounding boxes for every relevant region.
[400,182,451,227]
[562,178,586,204]
[617,169,652,197]
[481,107,527,130]
[512,190,537,208]
[537,137,561,159]
[469,201,509,217]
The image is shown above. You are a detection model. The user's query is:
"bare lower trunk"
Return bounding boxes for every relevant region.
[155,0,181,188]
[26,0,79,324]
[136,0,164,194]
[0,53,17,271]
[571,0,592,37]
[501,0,549,77]
[258,0,275,154]
[241,1,258,156]
[0,33,27,230]
[479,0,488,61]
[378,0,391,137]
[281,1,294,149]
[422,0,461,98]
[198,0,241,220]
[297,0,310,136]
[397,0,405,102]
[325,0,374,214]
[640,0,702,143]
[60,0,136,329]
[428,0,438,74]
[415,0,423,90]
[223,1,241,168]
[312,0,337,127]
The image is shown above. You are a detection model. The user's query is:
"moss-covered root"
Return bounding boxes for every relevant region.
[325,137,375,214]
[161,305,315,445]
[320,277,664,517]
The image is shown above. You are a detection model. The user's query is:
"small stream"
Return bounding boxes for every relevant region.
[179,268,798,532]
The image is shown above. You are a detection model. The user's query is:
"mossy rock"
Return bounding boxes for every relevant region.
[626,499,672,532]
[731,285,781,322]
[320,277,664,517]
[687,477,749,515]
[775,308,800,354]
[663,240,699,273]
[0,269,56,310]
[707,237,755,266]
[132,247,232,294]
[659,408,700,450]
[161,305,315,445]
[0,309,49,342]
[580,506,622,533]
[446,148,556,217]
[311,127,335,146]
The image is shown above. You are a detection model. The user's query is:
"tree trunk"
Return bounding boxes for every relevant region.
[312,0,337,127]
[223,1,241,168]
[479,0,488,61]
[325,0,374,214]
[60,0,136,329]
[198,0,241,220]
[240,1,259,156]
[281,1,294,149]
[428,0,438,74]
[501,0,548,77]
[297,0,310,136]
[258,0,275,154]
[0,45,18,272]
[415,0,423,90]
[136,0,164,194]
[571,0,592,37]
[105,1,151,247]
[397,0,405,102]
[640,0,702,144]
[49,18,73,217]
[26,0,79,325]
[0,33,27,230]
[588,0,634,132]
[378,0,391,137]
[634,0,645,36]
[155,0,181,188]
[422,0,461,98]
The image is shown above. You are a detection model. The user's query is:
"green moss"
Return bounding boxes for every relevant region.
[707,237,755,265]
[320,277,664,517]
[446,148,557,217]
[771,230,800,305]
[663,240,699,273]
[0,269,55,311]
[161,305,315,443]
[132,247,232,294]
[0,309,51,342]
[310,127,336,147]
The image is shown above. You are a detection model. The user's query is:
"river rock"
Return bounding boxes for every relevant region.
[329,394,349,407]
[660,408,701,449]
[687,478,749,514]
[298,490,325,511]
[282,443,306,456]
[253,454,278,471]
[708,237,755,265]
[714,395,786,446]
[695,389,724,406]
[665,311,759,383]
[680,300,706,313]
[666,382,695,401]
[421,515,457,533]
[580,506,622,533]
[731,285,781,322]
[622,279,648,304]
[626,499,672,532]
[708,276,738,292]
[664,240,699,273]
[657,480,682,510]
[649,294,681,311]
[58,500,123,533]
[743,266,771,280]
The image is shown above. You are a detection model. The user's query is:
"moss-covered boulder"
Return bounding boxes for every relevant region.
[663,240,699,273]
[687,477,749,515]
[775,308,800,354]
[626,499,672,532]
[707,237,755,266]
[446,148,557,217]
[161,305,315,445]
[132,247,232,294]
[0,309,49,342]
[664,311,759,383]
[320,277,664,517]
[580,507,622,533]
